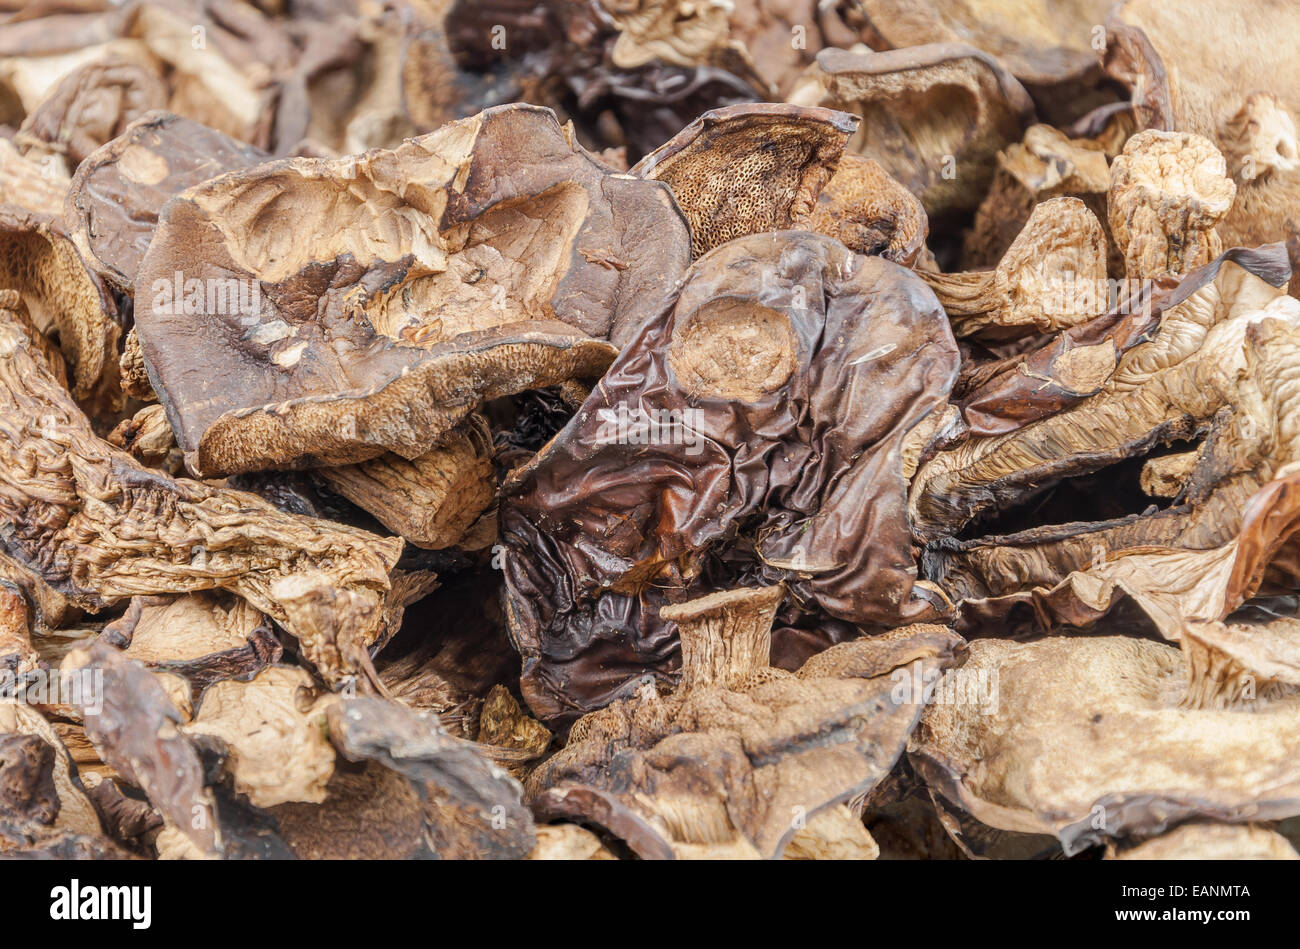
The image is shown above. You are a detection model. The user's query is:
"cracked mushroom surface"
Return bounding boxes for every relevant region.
[501,230,959,722]
[134,103,686,475]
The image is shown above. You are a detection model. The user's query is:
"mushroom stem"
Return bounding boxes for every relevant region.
[660,585,785,690]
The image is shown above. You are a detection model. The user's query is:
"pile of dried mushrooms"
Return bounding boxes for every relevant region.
[0,0,1298,861]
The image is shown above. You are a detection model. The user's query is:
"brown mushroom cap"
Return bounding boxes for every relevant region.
[135,103,687,475]
[66,110,267,294]
[1107,823,1300,860]
[911,635,1300,854]
[631,102,858,258]
[501,230,960,721]
[788,44,1035,218]
[802,153,929,265]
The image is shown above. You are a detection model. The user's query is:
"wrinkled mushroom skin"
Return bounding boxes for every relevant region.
[803,154,929,266]
[135,103,685,475]
[1108,130,1235,282]
[502,231,959,722]
[631,103,858,258]
[788,45,1035,218]
[0,309,402,686]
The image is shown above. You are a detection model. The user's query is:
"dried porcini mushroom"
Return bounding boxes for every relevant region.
[501,230,959,721]
[802,154,929,265]
[135,103,687,475]
[0,306,402,686]
[1108,130,1236,281]
[0,698,118,857]
[844,0,1113,92]
[16,57,167,169]
[530,602,964,859]
[964,123,1112,270]
[314,415,496,550]
[66,110,268,294]
[922,196,1108,337]
[0,205,120,407]
[630,103,857,257]
[911,636,1300,855]
[106,402,181,472]
[788,45,1035,217]
[1104,0,1300,284]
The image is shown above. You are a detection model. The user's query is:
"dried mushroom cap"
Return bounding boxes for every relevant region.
[322,696,535,859]
[17,57,167,168]
[66,111,267,294]
[964,123,1111,270]
[184,666,336,809]
[98,592,282,692]
[501,231,959,721]
[631,103,857,257]
[847,0,1113,87]
[1108,130,1236,281]
[0,205,119,406]
[1104,0,1300,278]
[315,415,496,550]
[135,103,684,475]
[923,197,1108,337]
[1107,823,1300,860]
[802,154,929,266]
[106,402,180,472]
[64,640,218,855]
[475,684,552,777]
[788,45,1035,217]
[0,308,402,687]
[910,636,1300,854]
[529,614,964,859]
[118,327,152,400]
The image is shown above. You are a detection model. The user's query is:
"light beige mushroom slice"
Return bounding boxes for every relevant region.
[659,585,785,690]
[910,636,1300,854]
[1108,130,1236,281]
[183,666,336,809]
[107,402,181,472]
[922,197,1109,337]
[1107,823,1300,860]
[802,153,929,265]
[529,823,618,860]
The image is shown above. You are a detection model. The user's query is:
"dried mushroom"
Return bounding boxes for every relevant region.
[1107,823,1300,861]
[530,587,963,858]
[65,110,267,294]
[631,103,857,258]
[135,103,684,476]
[5,0,1300,869]
[788,45,1035,217]
[0,305,402,686]
[1104,0,1300,291]
[911,636,1300,854]
[501,230,958,721]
